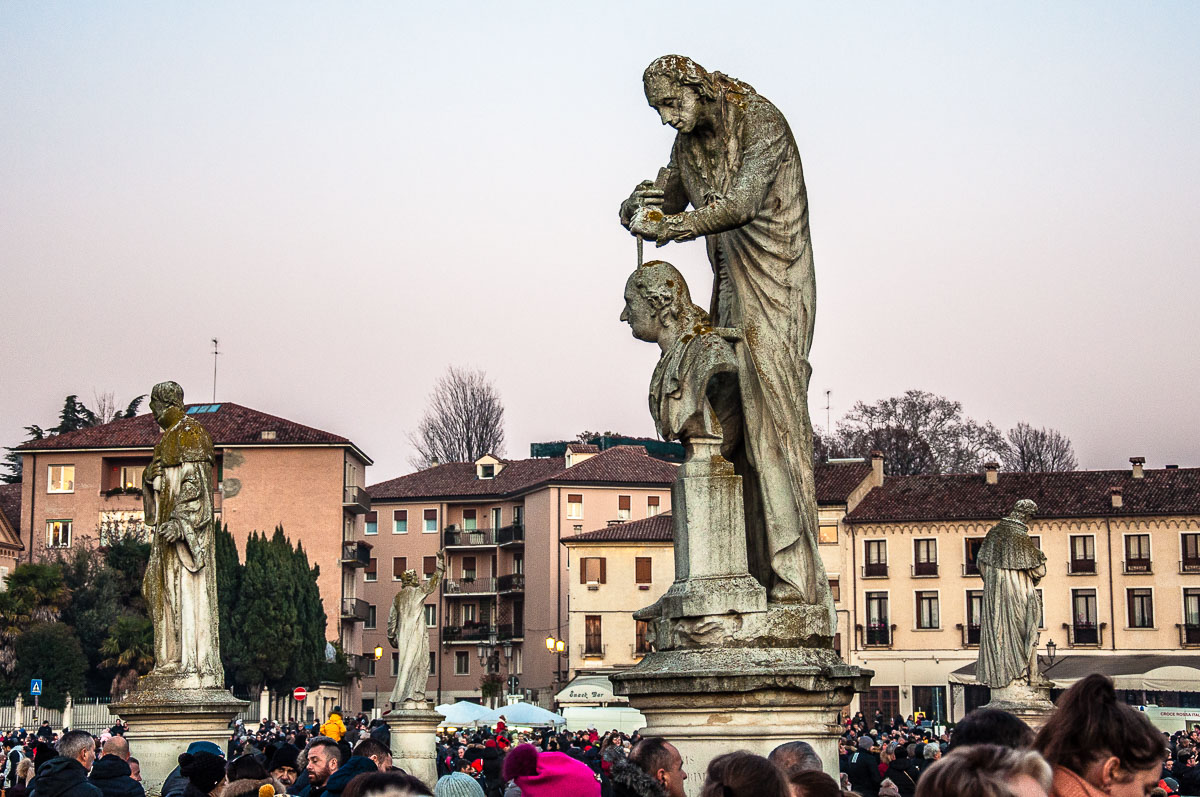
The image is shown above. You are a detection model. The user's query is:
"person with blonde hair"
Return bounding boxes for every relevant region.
[915,744,1051,797]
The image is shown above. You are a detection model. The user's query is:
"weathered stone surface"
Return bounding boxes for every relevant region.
[388,552,444,706]
[655,604,835,652]
[385,708,442,788]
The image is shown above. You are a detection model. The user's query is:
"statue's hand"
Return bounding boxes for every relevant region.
[628,207,666,241]
[159,519,183,542]
[143,459,162,486]
[620,180,664,227]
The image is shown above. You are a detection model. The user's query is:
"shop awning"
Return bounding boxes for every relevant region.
[555,674,629,705]
[949,655,1200,692]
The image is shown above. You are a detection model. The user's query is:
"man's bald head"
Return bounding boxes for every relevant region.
[102,735,130,760]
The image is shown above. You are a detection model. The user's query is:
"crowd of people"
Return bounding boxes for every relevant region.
[2,675,1198,797]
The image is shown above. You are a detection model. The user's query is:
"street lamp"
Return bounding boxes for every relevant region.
[373,646,384,716]
[545,636,566,683]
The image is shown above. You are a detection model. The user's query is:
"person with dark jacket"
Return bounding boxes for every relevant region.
[882,745,918,797]
[320,756,378,797]
[842,736,882,797]
[604,743,667,797]
[88,755,144,797]
[31,731,101,797]
[479,741,503,797]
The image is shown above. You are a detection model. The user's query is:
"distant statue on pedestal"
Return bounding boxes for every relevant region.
[388,552,444,706]
[977,500,1047,690]
[141,381,223,689]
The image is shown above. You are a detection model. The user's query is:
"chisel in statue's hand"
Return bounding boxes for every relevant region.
[636,167,672,267]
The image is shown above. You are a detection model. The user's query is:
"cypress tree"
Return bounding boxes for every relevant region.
[229,531,297,690]
[284,536,327,691]
[214,523,242,684]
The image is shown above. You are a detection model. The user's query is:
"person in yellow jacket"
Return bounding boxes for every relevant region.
[319,707,346,741]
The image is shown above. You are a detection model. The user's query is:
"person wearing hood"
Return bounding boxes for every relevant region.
[604,738,683,797]
[320,757,378,797]
[268,745,302,788]
[842,736,882,797]
[163,743,226,797]
[30,731,102,797]
[222,754,285,797]
[88,736,144,797]
[178,752,227,797]
[319,712,346,744]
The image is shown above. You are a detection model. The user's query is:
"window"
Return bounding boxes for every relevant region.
[1069,536,1096,574]
[391,652,400,677]
[513,505,524,527]
[818,524,838,545]
[1182,534,1200,572]
[425,604,437,627]
[860,686,899,720]
[647,495,660,516]
[423,509,438,533]
[635,620,651,655]
[585,615,603,655]
[864,540,887,577]
[916,591,940,629]
[911,686,947,724]
[429,651,436,675]
[1185,589,1200,644]
[964,538,984,575]
[46,519,72,548]
[1125,534,1152,572]
[365,605,377,629]
[462,604,476,624]
[618,495,631,521]
[365,557,377,582]
[492,507,502,530]
[365,657,376,677]
[828,578,840,602]
[118,466,142,490]
[581,557,607,584]
[462,509,477,531]
[365,511,378,535]
[914,539,938,576]
[635,557,652,584]
[393,509,408,533]
[455,651,469,675]
[567,493,583,519]
[423,556,437,576]
[866,593,889,645]
[393,557,408,580]
[462,556,477,581]
[1127,589,1154,628]
[1071,589,1098,644]
[966,590,983,645]
[47,465,75,494]
[513,553,524,575]
[480,464,495,479]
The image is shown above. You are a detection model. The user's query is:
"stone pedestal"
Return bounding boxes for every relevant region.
[982,681,1055,730]
[614,648,871,796]
[385,705,442,789]
[109,683,248,795]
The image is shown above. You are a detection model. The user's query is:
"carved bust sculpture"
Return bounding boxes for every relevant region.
[977,499,1047,689]
[387,552,444,706]
[621,260,740,451]
[141,381,224,689]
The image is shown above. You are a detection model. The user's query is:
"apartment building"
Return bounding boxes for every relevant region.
[361,444,676,710]
[14,402,373,705]
[0,483,23,588]
[841,460,1200,722]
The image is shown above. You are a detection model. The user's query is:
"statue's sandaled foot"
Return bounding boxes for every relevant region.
[769,582,803,603]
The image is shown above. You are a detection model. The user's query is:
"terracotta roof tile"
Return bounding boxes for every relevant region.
[846,467,1200,523]
[561,512,674,544]
[0,483,21,534]
[815,461,875,504]
[566,443,600,454]
[553,446,678,485]
[15,403,368,460]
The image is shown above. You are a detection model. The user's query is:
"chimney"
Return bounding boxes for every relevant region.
[1110,487,1123,509]
[984,462,999,486]
[1130,456,1145,479]
[870,450,884,486]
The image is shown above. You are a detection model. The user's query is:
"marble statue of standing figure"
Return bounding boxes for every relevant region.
[388,552,444,706]
[977,500,1047,689]
[620,55,830,621]
[141,381,224,689]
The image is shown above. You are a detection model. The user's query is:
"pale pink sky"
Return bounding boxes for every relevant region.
[2,3,1198,482]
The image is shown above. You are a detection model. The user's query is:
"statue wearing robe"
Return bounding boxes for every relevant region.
[977,501,1047,689]
[387,555,443,706]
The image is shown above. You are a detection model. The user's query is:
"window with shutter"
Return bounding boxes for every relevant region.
[365,511,378,535]
[567,494,584,519]
[393,557,407,579]
[647,495,661,516]
[423,556,436,576]
[635,557,652,584]
[365,558,377,581]
[618,495,631,521]
[423,508,438,533]
[393,509,408,533]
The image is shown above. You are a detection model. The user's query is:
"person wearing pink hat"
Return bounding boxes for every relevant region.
[500,744,599,797]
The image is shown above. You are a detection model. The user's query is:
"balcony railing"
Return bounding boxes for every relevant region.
[443,625,498,643]
[913,561,939,577]
[444,528,497,547]
[1123,558,1152,574]
[1068,558,1097,575]
[343,485,371,515]
[444,577,497,595]
[498,524,525,545]
[1177,623,1200,646]
[580,643,606,658]
[341,540,372,568]
[1063,621,1104,647]
[498,622,524,640]
[341,598,369,622]
[963,561,980,576]
[498,573,525,593]
[345,653,363,673]
[864,624,892,647]
[863,562,888,578]
[632,643,652,657]
[1181,558,1200,574]
[957,623,981,647]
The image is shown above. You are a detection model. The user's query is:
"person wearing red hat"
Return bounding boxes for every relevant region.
[501,744,599,797]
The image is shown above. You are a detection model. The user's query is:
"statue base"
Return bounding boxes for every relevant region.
[982,680,1056,730]
[613,647,871,796]
[110,681,248,795]
[385,704,442,788]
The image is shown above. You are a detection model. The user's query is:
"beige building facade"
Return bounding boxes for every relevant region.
[0,484,23,588]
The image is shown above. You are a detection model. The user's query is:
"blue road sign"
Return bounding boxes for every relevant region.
[30,679,42,696]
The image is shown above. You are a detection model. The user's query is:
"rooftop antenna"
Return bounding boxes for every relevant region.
[825,390,832,437]
[211,338,220,402]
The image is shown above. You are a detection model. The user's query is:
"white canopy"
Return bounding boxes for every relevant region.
[477,701,566,727]
[435,701,490,726]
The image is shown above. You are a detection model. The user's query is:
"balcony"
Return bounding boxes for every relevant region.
[444,528,497,547]
[580,643,606,658]
[443,625,498,643]
[963,561,980,576]
[1181,558,1200,574]
[498,573,525,593]
[862,562,888,578]
[444,577,497,595]
[957,623,981,647]
[498,524,525,546]
[864,624,892,647]
[343,485,371,515]
[1068,558,1097,575]
[1063,621,1104,647]
[341,598,369,622]
[498,621,524,640]
[1123,558,1152,574]
[912,561,938,577]
[345,653,363,673]
[341,540,372,568]
[1177,624,1200,647]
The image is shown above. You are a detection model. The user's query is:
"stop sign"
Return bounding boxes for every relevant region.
[293,687,307,701]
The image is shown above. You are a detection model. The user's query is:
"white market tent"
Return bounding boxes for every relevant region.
[435,701,490,727]
[477,701,566,727]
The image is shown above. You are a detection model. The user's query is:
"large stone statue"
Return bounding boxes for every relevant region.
[977,500,1047,690]
[620,54,830,622]
[141,381,223,689]
[387,552,444,706]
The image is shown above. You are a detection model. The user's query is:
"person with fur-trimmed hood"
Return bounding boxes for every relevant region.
[603,737,686,797]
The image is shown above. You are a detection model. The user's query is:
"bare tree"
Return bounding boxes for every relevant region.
[1001,422,1078,472]
[407,367,506,470]
[91,392,147,425]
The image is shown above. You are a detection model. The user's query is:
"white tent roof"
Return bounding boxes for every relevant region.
[477,701,565,726]
[435,701,490,726]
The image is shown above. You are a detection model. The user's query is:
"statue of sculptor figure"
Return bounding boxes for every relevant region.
[141,381,223,689]
[977,500,1047,690]
[388,552,444,706]
[620,55,829,615]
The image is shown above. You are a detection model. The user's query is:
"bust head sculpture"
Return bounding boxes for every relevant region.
[620,260,709,351]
